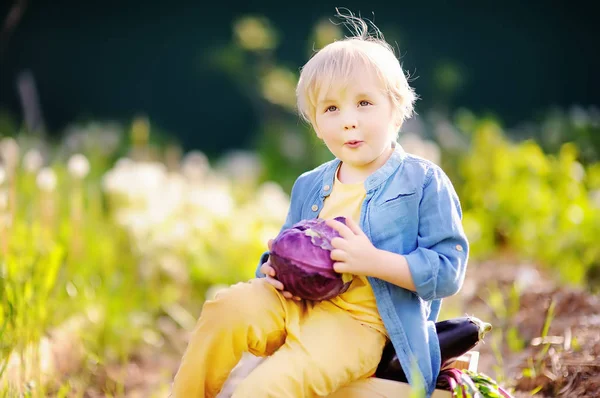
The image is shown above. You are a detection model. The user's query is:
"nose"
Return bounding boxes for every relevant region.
[343,115,357,130]
[341,109,357,130]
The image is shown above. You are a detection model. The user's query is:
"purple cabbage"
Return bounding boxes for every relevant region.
[269,217,351,301]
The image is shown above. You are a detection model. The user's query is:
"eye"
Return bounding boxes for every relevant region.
[325,105,338,112]
[358,100,371,107]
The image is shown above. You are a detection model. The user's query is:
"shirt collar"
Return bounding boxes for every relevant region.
[321,142,407,196]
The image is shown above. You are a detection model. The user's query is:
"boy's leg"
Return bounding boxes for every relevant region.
[232,301,387,398]
[171,278,291,398]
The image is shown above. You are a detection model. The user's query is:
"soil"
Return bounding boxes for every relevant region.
[451,257,600,398]
[49,256,600,397]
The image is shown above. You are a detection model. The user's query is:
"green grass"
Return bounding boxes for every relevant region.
[0,128,287,396]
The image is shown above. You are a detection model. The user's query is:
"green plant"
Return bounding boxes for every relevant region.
[458,120,600,289]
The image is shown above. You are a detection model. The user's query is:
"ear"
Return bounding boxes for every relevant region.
[389,118,401,139]
[394,113,404,131]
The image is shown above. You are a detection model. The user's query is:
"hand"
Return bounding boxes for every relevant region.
[259,239,302,301]
[326,218,380,276]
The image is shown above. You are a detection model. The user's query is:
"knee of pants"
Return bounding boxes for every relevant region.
[232,351,329,397]
[199,279,280,331]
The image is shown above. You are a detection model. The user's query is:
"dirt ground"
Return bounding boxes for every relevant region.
[75,256,599,397]
[450,257,600,398]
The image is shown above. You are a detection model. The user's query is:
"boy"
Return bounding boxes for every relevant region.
[172,10,468,398]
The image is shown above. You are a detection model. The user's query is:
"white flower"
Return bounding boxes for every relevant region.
[23,149,44,173]
[187,185,234,219]
[102,160,167,199]
[68,154,90,179]
[217,150,263,183]
[570,162,585,183]
[398,132,441,165]
[181,150,209,181]
[515,266,541,292]
[566,204,584,225]
[0,137,20,173]
[255,181,289,222]
[115,157,134,169]
[37,167,57,191]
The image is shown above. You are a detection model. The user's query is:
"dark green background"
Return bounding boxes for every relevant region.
[0,0,598,155]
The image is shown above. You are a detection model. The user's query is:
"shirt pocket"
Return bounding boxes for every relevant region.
[378,186,419,218]
[368,191,419,250]
[380,191,418,209]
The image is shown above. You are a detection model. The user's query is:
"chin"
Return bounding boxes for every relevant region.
[345,159,371,168]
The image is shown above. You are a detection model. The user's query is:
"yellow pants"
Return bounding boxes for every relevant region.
[171,278,387,398]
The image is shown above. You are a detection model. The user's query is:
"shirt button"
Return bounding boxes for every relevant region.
[456,244,463,252]
[311,204,318,212]
[324,185,330,191]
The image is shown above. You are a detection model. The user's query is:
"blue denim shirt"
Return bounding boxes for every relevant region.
[255,144,469,396]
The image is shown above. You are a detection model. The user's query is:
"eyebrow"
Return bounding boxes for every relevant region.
[317,92,374,105]
[317,98,336,105]
[355,92,375,98]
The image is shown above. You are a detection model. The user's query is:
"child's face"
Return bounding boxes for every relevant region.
[314,67,397,178]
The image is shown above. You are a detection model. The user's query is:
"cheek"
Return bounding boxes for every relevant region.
[366,117,387,133]
[316,118,334,136]
[314,116,324,137]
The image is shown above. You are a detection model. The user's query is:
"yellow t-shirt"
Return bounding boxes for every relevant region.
[318,168,387,337]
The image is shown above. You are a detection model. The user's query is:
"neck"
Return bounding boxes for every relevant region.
[337,144,394,184]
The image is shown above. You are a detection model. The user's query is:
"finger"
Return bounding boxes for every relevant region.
[333,261,347,273]
[344,217,365,236]
[282,291,293,299]
[331,237,351,251]
[330,248,347,262]
[259,262,268,274]
[330,237,350,250]
[260,263,275,277]
[266,275,284,290]
[293,296,302,301]
[267,239,274,251]
[326,219,355,239]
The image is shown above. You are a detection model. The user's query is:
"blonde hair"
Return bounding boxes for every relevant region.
[296,9,417,133]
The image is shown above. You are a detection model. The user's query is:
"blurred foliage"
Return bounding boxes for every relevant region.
[209,15,344,192]
[0,12,599,397]
[0,120,287,395]
[0,133,144,396]
[510,106,600,166]
[457,118,600,289]
[209,14,600,292]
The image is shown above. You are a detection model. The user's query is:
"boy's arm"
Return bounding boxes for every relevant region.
[370,166,469,300]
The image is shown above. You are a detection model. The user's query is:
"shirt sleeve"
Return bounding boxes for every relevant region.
[403,165,469,301]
